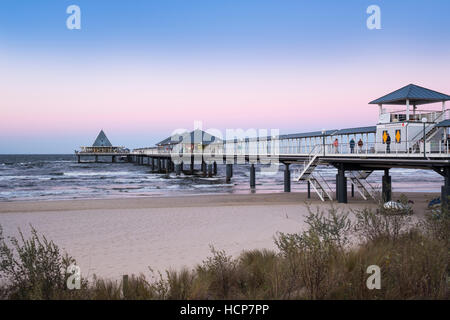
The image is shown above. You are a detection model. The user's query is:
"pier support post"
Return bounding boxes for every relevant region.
[208,163,213,178]
[175,163,181,176]
[213,162,217,175]
[284,163,291,192]
[441,167,450,211]
[351,183,354,198]
[77,155,81,163]
[336,165,347,203]
[95,155,99,163]
[112,156,116,163]
[151,158,155,171]
[226,164,233,183]
[250,164,256,188]
[158,158,162,172]
[165,159,169,174]
[382,169,392,203]
[307,181,311,199]
[202,161,207,177]
[190,156,194,174]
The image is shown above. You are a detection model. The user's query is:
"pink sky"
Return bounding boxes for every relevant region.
[1,54,449,152]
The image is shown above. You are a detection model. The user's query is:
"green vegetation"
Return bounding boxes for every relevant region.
[1,199,448,300]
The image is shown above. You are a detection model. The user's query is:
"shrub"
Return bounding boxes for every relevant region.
[0,225,84,299]
[353,205,412,243]
[195,246,237,299]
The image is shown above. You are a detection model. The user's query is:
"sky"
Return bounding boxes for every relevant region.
[1,0,450,153]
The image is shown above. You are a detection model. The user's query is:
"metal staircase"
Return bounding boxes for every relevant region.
[297,145,334,201]
[348,170,375,200]
[410,111,446,152]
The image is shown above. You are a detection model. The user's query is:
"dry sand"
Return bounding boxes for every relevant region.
[0,192,437,280]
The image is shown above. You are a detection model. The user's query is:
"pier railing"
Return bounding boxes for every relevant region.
[131,139,450,159]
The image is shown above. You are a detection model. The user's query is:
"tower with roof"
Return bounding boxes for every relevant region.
[369,84,450,153]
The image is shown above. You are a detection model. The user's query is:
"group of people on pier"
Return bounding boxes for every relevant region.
[332,138,365,154]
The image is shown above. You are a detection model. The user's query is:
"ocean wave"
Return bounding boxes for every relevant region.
[0,175,51,181]
[64,171,134,177]
[193,184,234,189]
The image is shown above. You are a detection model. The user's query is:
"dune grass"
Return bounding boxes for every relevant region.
[0,198,448,300]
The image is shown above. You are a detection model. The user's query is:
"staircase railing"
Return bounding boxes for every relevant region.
[297,144,322,181]
[314,171,334,200]
[410,110,446,145]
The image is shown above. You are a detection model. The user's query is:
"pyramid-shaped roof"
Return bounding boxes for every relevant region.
[369,84,450,105]
[92,130,112,147]
[157,129,220,146]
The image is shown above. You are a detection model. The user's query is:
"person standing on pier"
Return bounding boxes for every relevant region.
[333,138,339,153]
[357,138,363,153]
[350,138,355,153]
[386,133,391,153]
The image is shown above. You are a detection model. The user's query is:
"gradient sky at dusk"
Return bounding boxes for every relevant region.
[1,0,450,153]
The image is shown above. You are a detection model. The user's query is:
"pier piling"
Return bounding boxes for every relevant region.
[336,165,347,203]
[250,164,256,188]
[307,181,311,198]
[226,164,233,183]
[284,163,291,192]
[382,169,392,202]
[208,163,213,177]
[202,161,207,177]
[441,167,450,211]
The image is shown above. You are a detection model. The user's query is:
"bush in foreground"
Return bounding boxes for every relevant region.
[0,199,448,300]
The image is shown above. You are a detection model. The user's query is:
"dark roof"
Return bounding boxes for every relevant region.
[369,84,450,105]
[335,126,377,135]
[92,130,112,147]
[279,127,375,140]
[281,130,337,139]
[436,119,450,128]
[157,129,220,146]
[157,126,377,147]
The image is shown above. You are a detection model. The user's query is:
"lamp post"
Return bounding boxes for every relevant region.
[322,129,326,156]
[422,117,427,158]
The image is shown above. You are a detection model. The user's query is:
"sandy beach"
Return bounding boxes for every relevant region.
[0,192,437,280]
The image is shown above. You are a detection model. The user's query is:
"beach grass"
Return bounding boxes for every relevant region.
[0,198,448,300]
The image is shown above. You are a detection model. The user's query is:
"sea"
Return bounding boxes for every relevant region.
[0,154,444,202]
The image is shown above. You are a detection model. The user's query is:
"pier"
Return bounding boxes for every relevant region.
[76,84,450,208]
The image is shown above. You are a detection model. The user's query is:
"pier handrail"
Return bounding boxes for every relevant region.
[410,110,447,145]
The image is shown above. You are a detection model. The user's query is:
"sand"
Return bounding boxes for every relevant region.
[0,192,437,280]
